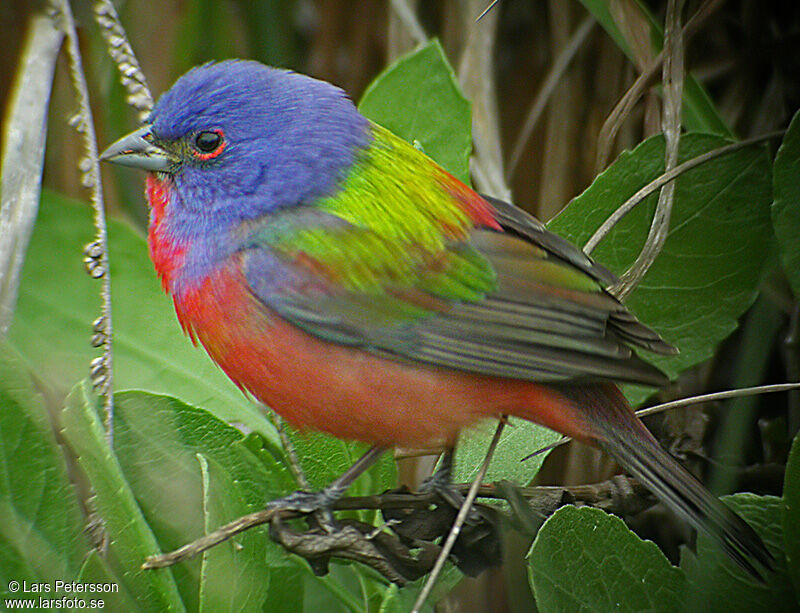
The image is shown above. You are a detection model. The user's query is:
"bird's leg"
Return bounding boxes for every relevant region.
[419,447,481,524]
[267,445,386,529]
[420,447,457,503]
[268,444,502,580]
[268,445,395,576]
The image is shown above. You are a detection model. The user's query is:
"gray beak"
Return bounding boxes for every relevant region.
[99,125,174,172]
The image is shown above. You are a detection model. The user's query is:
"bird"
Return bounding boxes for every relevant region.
[101,59,772,578]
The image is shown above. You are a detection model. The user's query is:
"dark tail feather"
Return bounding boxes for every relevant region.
[554,383,774,579]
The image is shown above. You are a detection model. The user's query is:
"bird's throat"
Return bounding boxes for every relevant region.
[146,173,186,292]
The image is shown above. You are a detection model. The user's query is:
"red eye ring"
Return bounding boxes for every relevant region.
[192,129,225,160]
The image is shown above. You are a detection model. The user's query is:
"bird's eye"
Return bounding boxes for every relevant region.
[192,130,225,159]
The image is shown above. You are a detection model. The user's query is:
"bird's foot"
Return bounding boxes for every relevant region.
[265,445,385,521]
[266,487,352,575]
[265,488,345,533]
[419,453,482,524]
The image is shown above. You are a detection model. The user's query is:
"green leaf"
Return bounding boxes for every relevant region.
[286,429,397,502]
[680,79,734,139]
[772,109,800,298]
[358,39,472,184]
[783,432,800,598]
[710,296,784,495]
[528,505,687,613]
[0,343,87,597]
[197,454,269,613]
[377,566,461,613]
[72,551,144,613]
[61,382,186,613]
[261,565,305,613]
[301,566,365,613]
[453,418,561,486]
[548,134,773,405]
[680,494,797,612]
[7,191,278,441]
[109,391,296,610]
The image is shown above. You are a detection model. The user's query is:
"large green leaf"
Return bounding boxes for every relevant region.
[772,108,800,298]
[197,454,269,613]
[73,551,144,613]
[528,505,687,612]
[548,134,773,405]
[681,494,797,612]
[783,432,800,598]
[61,383,186,613]
[0,343,87,599]
[359,39,472,185]
[109,391,296,611]
[7,191,277,441]
[453,418,560,485]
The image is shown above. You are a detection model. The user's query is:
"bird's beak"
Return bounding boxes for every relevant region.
[99,125,175,172]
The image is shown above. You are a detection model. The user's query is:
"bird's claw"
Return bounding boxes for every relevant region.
[419,470,483,525]
[266,489,339,531]
[265,489,338,514]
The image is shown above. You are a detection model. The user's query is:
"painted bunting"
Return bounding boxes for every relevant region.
[101,60,771,576]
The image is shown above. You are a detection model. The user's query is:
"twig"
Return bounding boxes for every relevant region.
[595,0,725,173]
[476,0,500,22]
[523,382,800,460]
[143,507,280,568]
[411,419,506,613]
[610,0,685,300]
[143,468,651,571]
[582,130,784,255]
[265,408,311,490]
[506,15,594,178]
[51,0,115,446]
[638,382,800,419]
[93,0,153,123]
[84,0,154,442]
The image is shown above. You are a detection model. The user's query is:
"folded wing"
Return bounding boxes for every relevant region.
[242,195,674,387]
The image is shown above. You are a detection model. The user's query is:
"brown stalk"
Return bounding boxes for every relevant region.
[611,0,685,300]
